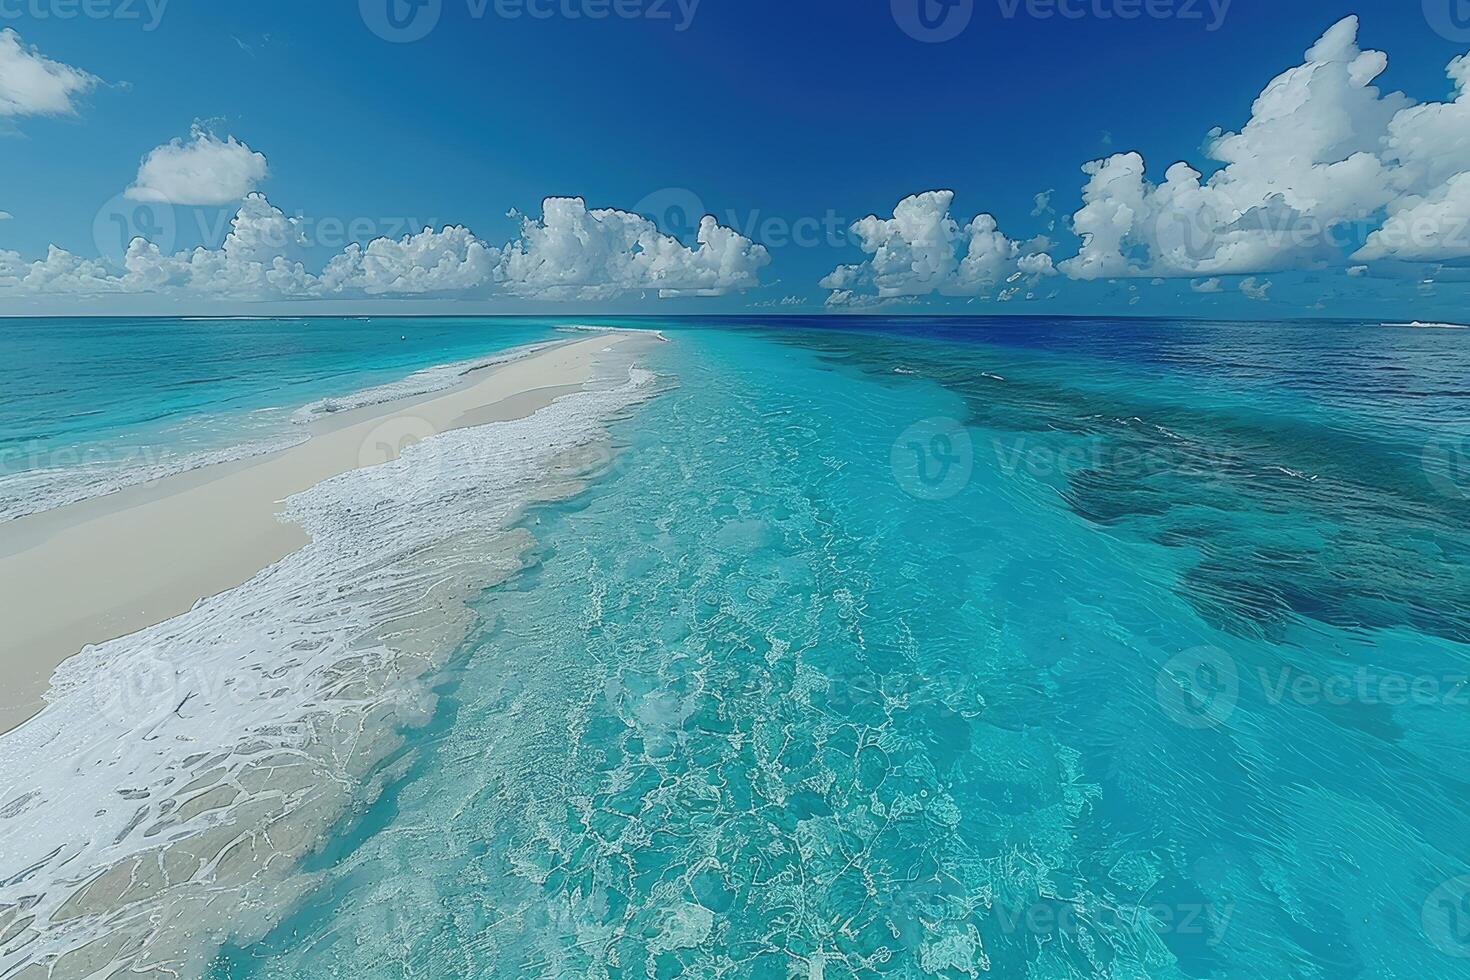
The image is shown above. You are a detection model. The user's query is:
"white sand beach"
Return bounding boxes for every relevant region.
[0,330,651,735]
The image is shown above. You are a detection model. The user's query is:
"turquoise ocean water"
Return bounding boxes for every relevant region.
[4,316,1469,977]
[0,317,562,520]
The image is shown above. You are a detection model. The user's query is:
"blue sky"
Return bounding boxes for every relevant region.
[2,0,1469,317]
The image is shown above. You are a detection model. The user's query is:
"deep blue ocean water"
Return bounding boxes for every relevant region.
[4,315,1469,977]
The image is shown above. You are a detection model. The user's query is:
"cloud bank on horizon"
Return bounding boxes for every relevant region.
[2,15,1469,309]
[0,192,772,302]
[0,37,771,304]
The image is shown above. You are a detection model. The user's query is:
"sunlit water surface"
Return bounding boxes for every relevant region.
[180,316,1470,979]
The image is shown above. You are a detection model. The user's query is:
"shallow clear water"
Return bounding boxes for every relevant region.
[163,317,1470,978]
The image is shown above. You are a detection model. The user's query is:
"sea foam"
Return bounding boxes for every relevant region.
[0,351,660,978]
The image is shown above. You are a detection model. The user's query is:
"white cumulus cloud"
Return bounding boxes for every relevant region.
[0,194,770,304]
[319,225,500,296]
[0,29,97,119]
[819,17,1470,303]
[126,126,270,206]
[1057,16,1470,278]
[495,197,769,300]
[0,195,313,298]
[820,191,1055,306]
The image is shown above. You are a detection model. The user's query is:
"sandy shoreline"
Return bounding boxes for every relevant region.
[0,330,648,736]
